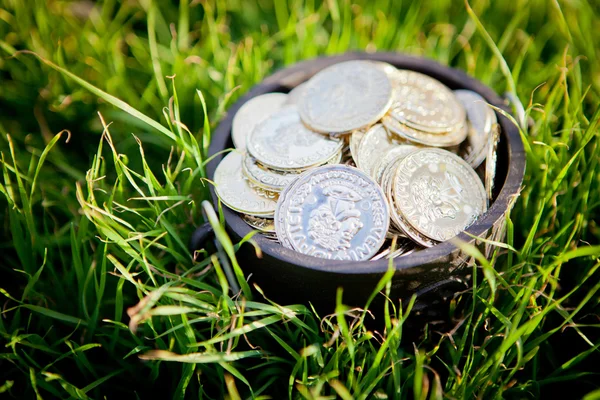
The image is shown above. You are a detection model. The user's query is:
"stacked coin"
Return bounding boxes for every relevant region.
[214,60,500,262]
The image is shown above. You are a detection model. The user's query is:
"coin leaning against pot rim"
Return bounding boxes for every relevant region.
[392,148,488,242]
[454,89,497,168]
[298,60,394,134]
[214,151,279,217]
[231,92,288,150]
[275,164,390,261]
[247,106,343,171]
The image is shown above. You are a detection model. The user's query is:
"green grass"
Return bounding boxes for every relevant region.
[1,0,599,398]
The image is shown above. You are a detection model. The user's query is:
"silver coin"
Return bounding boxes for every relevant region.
[285,82,307,105]
[275,165,389,261]
[350,128,367,167]
[232,93,288,150]
[454,89,497,168]
[247,106,343,171]
[242,153,302,192]
[214,151,278,216]
[373,144,419,184]
[382,114,468,147]
[381,158,438,247]
[242,149,342,192]
[371,239,415,260]
[388,70,466,133]
[370,60,397,75]
[485,123,500,200]
[393,148,487,242]
[356,124,400,178]
[242,214,276,233]
[273,171,303,250]
[298,60,393,134]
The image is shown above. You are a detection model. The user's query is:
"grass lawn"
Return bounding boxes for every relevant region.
[1,0,600,398]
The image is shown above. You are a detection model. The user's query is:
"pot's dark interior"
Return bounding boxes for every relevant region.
[206,52,525,309]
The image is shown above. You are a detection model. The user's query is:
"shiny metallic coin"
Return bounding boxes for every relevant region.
[371,239,415,260]
[242,153,302,192]
[386,225,407,239]
[350,128,367,167]
[392,148,487,242]
[275,165,389,261]
[382,114,468,147]
[298,60,393,134]
[373,145,419,184]
[247,106,343,171]
[382,158,438,247]
[485,123,500,200]
[232,93,288,150]
[242,148,343,193]
[242,214,276,233]
[356,124,397,178]
[388,70,466,133]
[454,89,497,168]
[285,82,307,105]
[214,151,278,216]
[370,60,397,75]
[273,172,302,250]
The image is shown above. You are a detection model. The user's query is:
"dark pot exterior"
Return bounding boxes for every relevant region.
[206,52,525,310]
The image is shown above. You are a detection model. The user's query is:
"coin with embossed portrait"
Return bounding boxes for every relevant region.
[388,70,466,133]
[247,106,343,171]
[242,215,276,233]
[275,165,389,261]
[382,114,468,147]
[392,148,487,242]
[380,157,438,247]
[214,151,278,217]
[454,89,496,168]
[298,60,393,134]
[232,93,288,150]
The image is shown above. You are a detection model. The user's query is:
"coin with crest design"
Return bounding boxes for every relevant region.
[232,93,288,150]
[298,60,393,134]
[275,165,389,261]
[214,151,278,217]
[393,148,487,242]
[247,106,343,171]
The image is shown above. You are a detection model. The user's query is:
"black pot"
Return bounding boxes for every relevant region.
[204,52,525,312]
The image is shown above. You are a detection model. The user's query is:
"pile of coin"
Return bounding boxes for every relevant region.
[214,60,500,262]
